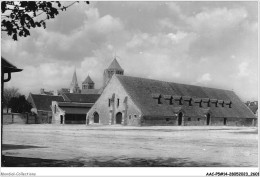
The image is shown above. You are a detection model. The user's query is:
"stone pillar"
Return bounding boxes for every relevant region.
[109,110,112,125]
[123,96,128,126]
[122,111,125,125]
[182,114,184,126]
[63,114,65,124]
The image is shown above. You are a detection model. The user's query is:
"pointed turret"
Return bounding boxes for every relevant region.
[103,57,124,88]
[83,75,94,84]
[82,75,95,90]
[70,69,80,93]
[108,58,123,70]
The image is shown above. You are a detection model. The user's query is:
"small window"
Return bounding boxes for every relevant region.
[188,117,191,121]
[117,98,120,107]
[158,98,162,104]
[134,115,137,118]
[129,115,131,119]
[166,118,170,122]
[197,118,200,121]
[108,99,111,107]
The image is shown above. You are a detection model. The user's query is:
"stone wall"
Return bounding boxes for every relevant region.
[87,75,141,126]
[141,116,256,126]
[37,111,52,124]
[2,113,36,124]
[51,101,65,124]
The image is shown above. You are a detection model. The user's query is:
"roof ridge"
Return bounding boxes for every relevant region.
[30,93,62,97]
[116,75,233,92]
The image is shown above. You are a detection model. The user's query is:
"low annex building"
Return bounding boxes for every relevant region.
[52,93,100,124]
[27,93,64,123]
[87,75,257,126]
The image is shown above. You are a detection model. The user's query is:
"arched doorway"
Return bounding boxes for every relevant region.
[224,118,227,125]
[178,112,183,126]
[116,112,122,124]
[206,113,211,125]
[60,115,63,124]
[93,112,99,123]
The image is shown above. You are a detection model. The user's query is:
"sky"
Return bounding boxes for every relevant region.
[1,1,258,102]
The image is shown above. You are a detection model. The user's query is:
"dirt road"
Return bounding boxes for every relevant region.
[2,124,258,167]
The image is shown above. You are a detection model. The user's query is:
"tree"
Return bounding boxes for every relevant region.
[2,87,20,113]
[9,95,32,113]
[1,1,89,41]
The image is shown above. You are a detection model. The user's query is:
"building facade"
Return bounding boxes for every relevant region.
[51,93,100,124]
[87,75,257,126]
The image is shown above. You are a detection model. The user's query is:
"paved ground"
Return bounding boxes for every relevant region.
[1,124,258,167]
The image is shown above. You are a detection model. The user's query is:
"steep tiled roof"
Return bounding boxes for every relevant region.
[2,57,23,73]
[82,75,94,84]
[57,102,93,114]
[59,107,90,114]
[116,75,256,118]
[107,58,123,70]
[28,94,64,111]
[58,102,94,107]
[62,93,100,103]
[249,106,258,114]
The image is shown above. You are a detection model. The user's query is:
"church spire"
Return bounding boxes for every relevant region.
[70,68,80,93]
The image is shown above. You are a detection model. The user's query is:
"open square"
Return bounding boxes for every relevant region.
[2,124,258,167]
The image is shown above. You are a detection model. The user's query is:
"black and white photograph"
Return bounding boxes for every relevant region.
[1,1,259,176]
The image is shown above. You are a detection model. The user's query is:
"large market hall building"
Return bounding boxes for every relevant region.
[87,74,257,126]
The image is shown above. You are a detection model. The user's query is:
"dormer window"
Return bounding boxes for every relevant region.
[163,95,173,105]
[183,96,192,106]
[210,99,218,107]
[225,100,232,108]
[152,93,162,104]
[202,98,210,107]
[194,98,202,107]
[218,100,224,107]
[173,96,182,105]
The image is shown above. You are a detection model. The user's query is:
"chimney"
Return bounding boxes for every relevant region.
[53,90,58,96]
[40,88,45,94]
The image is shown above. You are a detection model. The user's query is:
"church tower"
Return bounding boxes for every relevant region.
[70,69,80,93]
[82,75,95,90]
[103,58,124,88]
